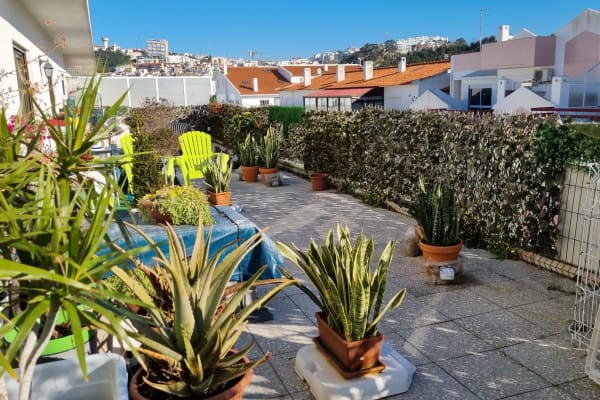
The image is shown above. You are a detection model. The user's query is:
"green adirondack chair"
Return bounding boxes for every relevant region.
[177,131,230,186]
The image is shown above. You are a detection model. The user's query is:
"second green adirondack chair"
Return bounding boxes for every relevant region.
[177,131,230,186]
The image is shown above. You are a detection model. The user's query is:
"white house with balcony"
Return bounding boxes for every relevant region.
[448,8,600,114]
[0,0,96,118]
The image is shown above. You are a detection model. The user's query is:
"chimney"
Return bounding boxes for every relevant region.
[337,64,345,82]
[304,68,311,87]
[363,61,373,80]
[498,25,510,42]
[252,77,258,92]
[223,64,228,75]
[324,64,329,72]
[398,57,406,72]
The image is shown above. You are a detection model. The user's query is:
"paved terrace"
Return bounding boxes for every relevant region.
[229,171,600,400]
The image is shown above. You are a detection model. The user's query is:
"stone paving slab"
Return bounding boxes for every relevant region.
[398,321,493,361]
[503,333,588,385]
[559,377,600,399]
[438,350,550,399]
[455,309,549,348]
[418,289,502,319]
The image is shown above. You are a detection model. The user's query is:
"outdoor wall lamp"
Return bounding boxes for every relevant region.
[42,61,57,119]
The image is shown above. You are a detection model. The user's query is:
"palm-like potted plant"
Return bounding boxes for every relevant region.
[110,218,296,399]
[276,225,407,377]
[237,134,259,182]
[256,124,283,186]
[204,153,233,206]
[408,178,462,262]
[0,75,145,399]
[140,185,214,225]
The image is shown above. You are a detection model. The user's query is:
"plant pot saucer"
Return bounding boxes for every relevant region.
[312,337,386,379]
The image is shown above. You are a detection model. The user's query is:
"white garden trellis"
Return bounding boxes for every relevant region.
[571,163,600,384]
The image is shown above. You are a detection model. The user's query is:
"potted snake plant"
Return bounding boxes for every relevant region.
[256,124,283,186]
[276,225,407,377]
[408,178,462,263]
[237,134,259,183]
[111,218,296,400]
[204,153,233,206]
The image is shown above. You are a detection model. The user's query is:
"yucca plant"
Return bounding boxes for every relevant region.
[276,225,406,342]
[0,75,146,400]
[111,218,296,398]
[409,178,461,246]
[204,153,232,193]
[256,124,283,168]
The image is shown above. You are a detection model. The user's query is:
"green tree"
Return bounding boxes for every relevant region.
[95,49,132,72]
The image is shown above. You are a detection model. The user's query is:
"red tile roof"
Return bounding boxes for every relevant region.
[225,67,290,95]
[281,61,450,92]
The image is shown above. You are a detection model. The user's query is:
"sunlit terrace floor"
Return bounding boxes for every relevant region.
[229,170,600,400]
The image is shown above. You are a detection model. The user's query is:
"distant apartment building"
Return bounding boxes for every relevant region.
[397,36,449,54]
[446,8,600,114]
[147,39,169,60]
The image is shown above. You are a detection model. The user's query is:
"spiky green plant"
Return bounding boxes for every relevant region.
[409,178,461,246]
[140,185,214,225]
[276,225,406,342]
[111,219,296,398]
[204,153,232,193]
[236,134,258,167]
[256,124,283,168]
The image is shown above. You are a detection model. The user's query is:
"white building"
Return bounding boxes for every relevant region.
[447,8,600,114]
[0,0,95,118]
[147,39,169,60]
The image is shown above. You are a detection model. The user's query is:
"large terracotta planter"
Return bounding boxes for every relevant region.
[140,198,172,224]
[240,166,259,182]
[129,357,253,400]
[309,173,329,191]
[207,190,232,206]
[315,312,384,375]
[259,167,279,186]
[419,240,463,263]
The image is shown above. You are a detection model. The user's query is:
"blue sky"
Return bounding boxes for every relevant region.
[89,1,596,60]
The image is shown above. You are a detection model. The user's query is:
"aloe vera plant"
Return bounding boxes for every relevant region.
[111,219,296,398]
[277,225,406,342]
[409,178,461,246]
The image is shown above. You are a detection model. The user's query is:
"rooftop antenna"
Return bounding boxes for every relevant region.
[480,8,490,50]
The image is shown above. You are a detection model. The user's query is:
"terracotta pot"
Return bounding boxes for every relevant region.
[315,312,383,373]
[140,198,172,224]
[207,190,232,206]
[309,173,329,191]
[419,240,463,263]
[129,357,253,400]
[240,166,259,182]
[259,167,279,186]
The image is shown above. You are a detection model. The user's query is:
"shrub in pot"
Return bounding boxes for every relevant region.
[111,218,296,399]
[140,185,214,225]
[408,178,462,262]
[276,225,407,375]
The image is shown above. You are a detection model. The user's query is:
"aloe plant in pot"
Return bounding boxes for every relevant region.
[408,178,462,263]
[276,225,407,376]
[110,218,296,399]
